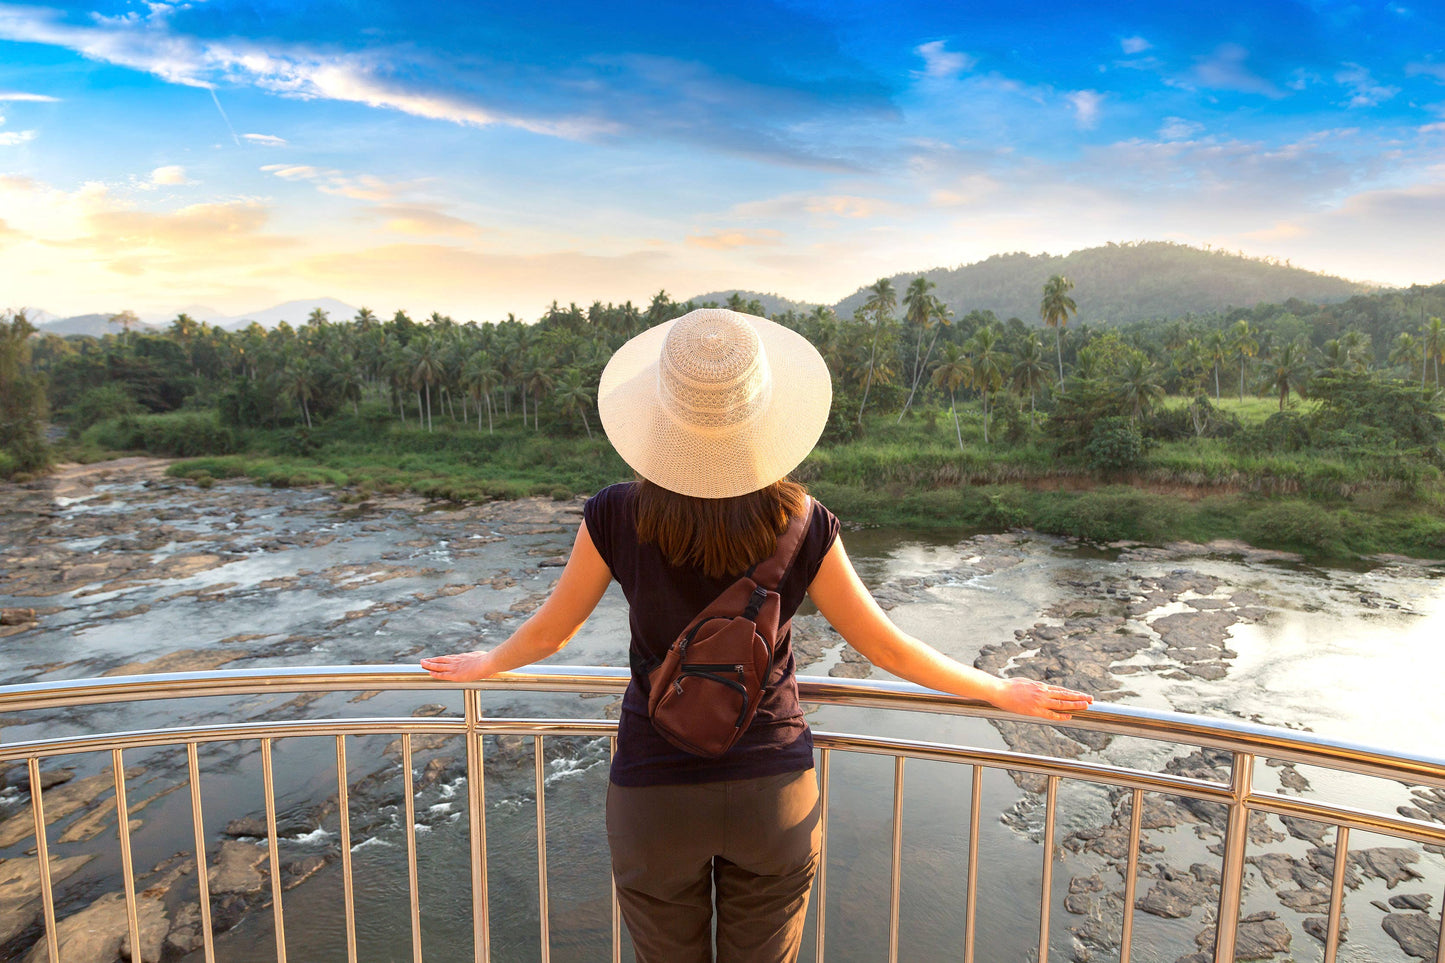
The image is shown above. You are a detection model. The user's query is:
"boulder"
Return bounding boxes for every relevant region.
[23,891,166,963]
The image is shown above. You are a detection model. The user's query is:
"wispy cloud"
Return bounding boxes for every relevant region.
[1067,90,1103,129]
[1191,44,1284,98]
[0,129,37,146]
[372,205,480,238]
[0,90,59,102]
[150,165,189,186]
[914,41,976,80]
[1405,61,1445,82]
[242,133,287,146]
[260,163,420,202]
[1335,63,1398,107]
[686,229,783,250]
[1120,36,1151,55]
[1159,117,1204,140]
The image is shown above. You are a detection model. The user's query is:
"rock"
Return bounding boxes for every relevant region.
[1278,814,1326,843]
[0,767,143,848]
[1277,887,1330,913]
[1381,912,1440,959]
[1303,914,1347,944]
[0,854,95,943]
[208,840,269,894]
[827,661,871,679]
[223,816,270,838]
[1352,847,1423,889]
[23,891,167,963]
[1194,910,1291,960]
[164,902,204,956]
[1,607,37,625]
[1249,853,1302,888]
[1136,868,1217,919]
[1390,894,1434,911]
[282,854,327,890]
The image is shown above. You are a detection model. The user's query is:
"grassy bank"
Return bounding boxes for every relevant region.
[66,402,1445,562]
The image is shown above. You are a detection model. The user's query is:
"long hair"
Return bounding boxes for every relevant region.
[633,478,809,579]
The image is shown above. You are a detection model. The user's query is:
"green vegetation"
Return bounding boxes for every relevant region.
[13,278,1445,561]
[1,310,51,479]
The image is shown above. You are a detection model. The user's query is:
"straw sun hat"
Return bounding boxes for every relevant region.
[598,308,832,499]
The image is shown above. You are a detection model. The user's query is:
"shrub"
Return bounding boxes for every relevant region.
[66,384,142,434]
[85,411,237,457]
[1034,488,1181,543]
[1240,501,1348,556]
[1085,417,1150,474]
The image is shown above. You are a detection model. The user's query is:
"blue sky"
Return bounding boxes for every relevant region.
[2,0,1443,321]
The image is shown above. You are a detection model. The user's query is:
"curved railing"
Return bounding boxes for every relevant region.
[2,666,1443,963]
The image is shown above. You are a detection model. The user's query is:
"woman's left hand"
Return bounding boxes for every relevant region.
[420,651,495,682]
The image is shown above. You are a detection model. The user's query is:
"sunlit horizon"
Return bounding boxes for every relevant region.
[2,0,1444,323]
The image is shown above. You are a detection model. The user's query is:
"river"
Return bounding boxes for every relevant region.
[1,461,1443,963]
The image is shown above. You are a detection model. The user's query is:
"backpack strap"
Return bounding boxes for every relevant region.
[747,496,812,590]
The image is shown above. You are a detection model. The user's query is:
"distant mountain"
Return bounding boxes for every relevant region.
[37,313,159,338]
[217,297,357,330]
[833,241,1374,325]
[683,290,822,316]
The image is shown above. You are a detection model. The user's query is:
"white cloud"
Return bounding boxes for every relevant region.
[1159,117,1204,140]
[914,41,976,80]
[1192,44,1284,98]
[259,163,420,203]
[1335,63,1399,108]
[0,91,59,102]
[150,165,188,185]
[242,132,287,147]
[1067,90,1103,129]
[1406,62,1445,82]
[0,129,37,146]
[1120,36,1151,55]
[0,5,612,140]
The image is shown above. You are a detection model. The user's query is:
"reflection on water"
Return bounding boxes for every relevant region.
[3,478,1444,962]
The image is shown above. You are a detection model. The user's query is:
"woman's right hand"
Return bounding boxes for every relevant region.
[420,651,496,682]
[991,678,1093,722]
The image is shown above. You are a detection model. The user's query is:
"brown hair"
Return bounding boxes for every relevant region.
[633,478,809,579]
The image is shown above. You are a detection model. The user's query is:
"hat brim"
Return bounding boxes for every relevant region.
[598,313,832,499]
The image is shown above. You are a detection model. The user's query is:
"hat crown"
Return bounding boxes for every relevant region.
[659,310,772,430]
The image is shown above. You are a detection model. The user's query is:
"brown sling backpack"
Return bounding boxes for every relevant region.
[646,500,811,758]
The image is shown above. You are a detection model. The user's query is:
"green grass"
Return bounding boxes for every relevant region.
[75,402,1445,562]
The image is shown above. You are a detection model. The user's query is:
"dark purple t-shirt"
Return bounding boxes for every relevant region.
[583,482,840,786]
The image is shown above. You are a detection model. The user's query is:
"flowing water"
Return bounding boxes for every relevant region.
[2,471,1443,962]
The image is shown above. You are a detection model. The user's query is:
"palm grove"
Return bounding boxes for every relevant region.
[4,276,1445,555]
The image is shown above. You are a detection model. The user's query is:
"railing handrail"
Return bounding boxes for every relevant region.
[4,664,1445,789]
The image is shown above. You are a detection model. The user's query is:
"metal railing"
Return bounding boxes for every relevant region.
[3,665,1444,963]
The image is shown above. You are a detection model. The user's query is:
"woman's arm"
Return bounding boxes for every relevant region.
[420,521,613,682]
[806,537,1092,721]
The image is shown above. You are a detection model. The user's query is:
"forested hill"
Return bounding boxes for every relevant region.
[833,241,1373,324]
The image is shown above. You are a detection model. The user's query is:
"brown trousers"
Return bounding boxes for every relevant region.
[606,769,822,963]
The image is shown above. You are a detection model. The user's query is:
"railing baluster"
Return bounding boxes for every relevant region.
[403,734,424,963]
[814,748,831,963]
[1322,825,1349,963]
[113,749,143,963]
[534,735,551,963]
[964,766,980,963]
[261,738,288,963]
[465,690,490,963]
[1213,751,1254,963]
[1119,788,1143,963]
[609,735,620,963]
[335,735,357,963]
[27,757,60,963]
[1038,775,1058,963]
[186,743,217,963]
[888,755,905,963]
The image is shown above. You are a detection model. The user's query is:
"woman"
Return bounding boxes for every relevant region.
[421,308,1091,962]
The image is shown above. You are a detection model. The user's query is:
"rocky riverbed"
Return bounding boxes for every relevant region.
[2,460,1442,963]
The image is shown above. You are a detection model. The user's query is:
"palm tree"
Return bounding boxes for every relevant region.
[1261,341,1311,411]
[1009,332,1052,429]
[463,351,501,433]
[1205,329,1227,400]
[930,343,971,450]
[1178,338,1210,396]
[1339,329,1372,372]
[1040,275,1077,385]
[407,338,444,431]
[523,353,556,431]
[964,326,1006,444]
[307,307,329,327]
[1229,319,1258,402]
[1421,317,1444,388]
[1118,354,1165,424]
[897,277,935,416]
[1390,332,1422,379]
[554,367,596,439]
[898,293,952,422]
[284,357,317,428]
[858,277,896,425]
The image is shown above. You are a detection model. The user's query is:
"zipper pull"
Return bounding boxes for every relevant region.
[734,664,744,677]
[673,680,684,696]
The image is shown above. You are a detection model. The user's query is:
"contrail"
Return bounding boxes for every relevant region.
[208,87,241,146]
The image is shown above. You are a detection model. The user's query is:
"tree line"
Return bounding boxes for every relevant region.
[4,275,1445,479]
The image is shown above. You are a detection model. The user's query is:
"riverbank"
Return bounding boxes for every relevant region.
[58,404,1445,562]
